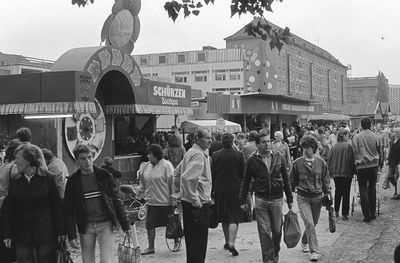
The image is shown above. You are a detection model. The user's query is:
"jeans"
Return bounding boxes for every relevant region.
[254,196,283,262]
[357,167,378,219]
[333,177,353,216]
[297,194,322,253]
[15,241,56,263]
[182,201,210,263]
[80,221,114,263]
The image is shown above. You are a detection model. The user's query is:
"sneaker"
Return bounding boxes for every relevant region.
[301,243,310,253]
[223,243,229,250]
[141,248,155,255]
[310,252,318,262]
[228,245,239,256]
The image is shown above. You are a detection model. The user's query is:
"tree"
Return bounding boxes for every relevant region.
[71,0,291,51]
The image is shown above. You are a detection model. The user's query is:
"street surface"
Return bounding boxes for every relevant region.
[70,168,400,262]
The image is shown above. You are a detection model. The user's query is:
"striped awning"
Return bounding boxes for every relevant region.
[105,104,193,115]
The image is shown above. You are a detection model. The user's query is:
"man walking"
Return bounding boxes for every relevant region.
[177,128,212,263]
[240,132,293,263]
[352,117,383,222]
[64,144,131,263]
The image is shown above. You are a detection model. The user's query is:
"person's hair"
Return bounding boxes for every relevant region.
[248,130,258,142]
[214,132,223,141]
[102,156,114,167]
[236,133,245,140]
[300,135,319,153]
[195,128,210,142]
[41,148,54,161]
[255,132,269,144]
[395,244,400,263]
[73,144,94,159]
[15,127,32,142]
[167,133,182,147]
[145,144,163,161]
[337,129,349,142]
[222,133,234,148]
[186,133,195,142]
[15,144,41,167]
[361,117,372,130]
[4,139,23,162]
[274,131,283,138]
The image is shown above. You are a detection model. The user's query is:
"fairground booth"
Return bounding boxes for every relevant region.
[0,45,192,177]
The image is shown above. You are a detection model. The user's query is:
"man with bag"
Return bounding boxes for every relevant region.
[176,128,212,263]
[64,144,132,263]
[240,132,293,263]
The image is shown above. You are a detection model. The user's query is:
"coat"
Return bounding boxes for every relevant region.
[327,141,356,178]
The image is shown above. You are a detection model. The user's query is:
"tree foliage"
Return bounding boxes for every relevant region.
[71,0,291,51]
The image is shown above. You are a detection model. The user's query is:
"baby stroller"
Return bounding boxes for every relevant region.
[120,184,147,223]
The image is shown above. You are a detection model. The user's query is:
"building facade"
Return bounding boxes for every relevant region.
[0,52,54,75]
[389,84,400,114]
[346,72,389,105]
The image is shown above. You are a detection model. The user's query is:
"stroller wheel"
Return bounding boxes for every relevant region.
[137,207,146,221]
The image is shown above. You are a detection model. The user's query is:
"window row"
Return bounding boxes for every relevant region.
[139,52,207,65]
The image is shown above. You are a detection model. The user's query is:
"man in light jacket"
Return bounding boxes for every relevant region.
[352,117,383,222]
[175,128,212,263]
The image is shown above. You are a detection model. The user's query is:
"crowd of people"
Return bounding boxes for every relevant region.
[1,117,400,263]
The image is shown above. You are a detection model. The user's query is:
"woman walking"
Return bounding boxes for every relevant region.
[2,144,64,263]
[138,144,181,255]
[327,129,356,220]
[211,133,245,256]
[291,135,331,262]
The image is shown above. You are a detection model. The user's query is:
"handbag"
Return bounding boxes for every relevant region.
[56,240,73,263]
[165,208,184,239]
[209,202,219,229]
[283,210,301,248]
[118,227,142,263]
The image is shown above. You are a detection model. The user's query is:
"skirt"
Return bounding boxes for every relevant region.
[146,205,174,230]
[215,193,242,224]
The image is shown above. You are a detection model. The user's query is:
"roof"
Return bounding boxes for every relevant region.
[181,119,242,133]
[344,101,381,116]
[239,92,315,104]
[224,18,346,68]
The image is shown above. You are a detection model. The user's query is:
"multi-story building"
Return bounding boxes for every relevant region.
[0,52,54,75]
[346,72,389,104]
[389,84,400,114]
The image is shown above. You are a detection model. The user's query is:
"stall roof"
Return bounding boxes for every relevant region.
[181,119,242,133]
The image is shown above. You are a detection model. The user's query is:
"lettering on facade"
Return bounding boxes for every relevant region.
[153,85,186,99]
[86,48,141,87]
[281,104,315,112]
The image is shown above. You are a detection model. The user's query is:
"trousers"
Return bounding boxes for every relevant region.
[357,167,378,219]
[333,177,353,216]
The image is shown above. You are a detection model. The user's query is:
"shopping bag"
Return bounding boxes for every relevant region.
[283,210,301,248]
[118,230,142,263]
[209,203,219,229]
[166,208,184,239]
[328,207,336,233]
[56,240,74,263]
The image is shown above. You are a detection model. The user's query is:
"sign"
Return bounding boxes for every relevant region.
[216,118,226,131]
[145,79,191,108]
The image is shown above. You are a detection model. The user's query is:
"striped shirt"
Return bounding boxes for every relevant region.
[81,173,110,222]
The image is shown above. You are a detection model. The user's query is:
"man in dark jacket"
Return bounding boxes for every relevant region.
[387,127,400,199]
[64,144,131,263]
[240,132,293,263]
[209,132,223,157]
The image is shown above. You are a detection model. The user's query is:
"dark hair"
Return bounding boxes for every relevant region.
[236,133,245,140]
[4,139,23,162]
[337,129,349,142]
[214,132,223,141]
[300,135,319,153]
[15,144,41,167]
[41,148,54,161]
[145,144,163,161]
[255,132,269,144]
[361,117,372,130]
[167,133,182,147]
[73,144,94,159]
[103,156,114,166]
[248,131,258,142]
[15,127,32,142]
[222,133,234,148]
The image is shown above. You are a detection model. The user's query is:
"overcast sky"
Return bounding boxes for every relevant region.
[1,0,400,84]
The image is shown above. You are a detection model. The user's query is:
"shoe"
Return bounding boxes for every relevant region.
[363,217,371,223]
[171,243,181,252]
[141,248,155,255]
[342,215,349,221]
[224,243,229,250]
[228,245,239,256]
[301,243,310,253]
[335,211,339,218]
[310,252,318,262]
[371,215,377,220]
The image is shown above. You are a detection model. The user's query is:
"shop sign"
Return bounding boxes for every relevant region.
[153,85,186,106]
[85,48,141,87]
[146,80,191,108]
[281,103,315,113]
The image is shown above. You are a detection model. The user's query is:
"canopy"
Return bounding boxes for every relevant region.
[308,113,350,121]
[181,119,242,133]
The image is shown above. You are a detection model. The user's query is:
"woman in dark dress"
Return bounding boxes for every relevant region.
[211,133,245,257]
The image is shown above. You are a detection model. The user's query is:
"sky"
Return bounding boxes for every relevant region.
[1,0,400,83]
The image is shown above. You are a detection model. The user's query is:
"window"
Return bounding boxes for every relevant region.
[172,71,189,83]
[197,52,206,62]
[177,54,186,63]
[140,57,148,65]
[193,71,208,82]
[142,73,151,78]
[215,70,227,81]
[229,69,241,80]
[159,55,166,64]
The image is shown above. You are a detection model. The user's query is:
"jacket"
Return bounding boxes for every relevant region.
[211,147,245,194]
[388,138,400,167]
[3,169,64,244]
[239,149,293,204]
[64,166,130,241]
[352,129,383,170]
[327,141,356,178]
[290,156,330,197]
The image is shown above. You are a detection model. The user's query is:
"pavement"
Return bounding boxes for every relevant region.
[70,167,400,263]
